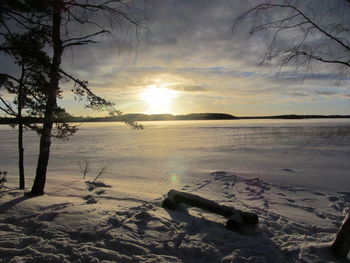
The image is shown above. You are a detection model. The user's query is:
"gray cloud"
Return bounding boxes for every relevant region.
[3,0,349,117]
[171,85,208,92]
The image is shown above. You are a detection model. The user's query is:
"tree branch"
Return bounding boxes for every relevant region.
[238,3,350,53]
[63,30,108,44]
[0,96,16,116]
[0,73,20,84]
[59,69,95,97]
[65,1,146,29]
[291,51,350,67]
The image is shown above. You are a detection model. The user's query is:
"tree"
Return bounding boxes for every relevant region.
[233,0,350,258]
[0,27,78,189]
[0,69,26,189]
[233,0,350,79]
[0,22,52,189]
[1,0,146,195]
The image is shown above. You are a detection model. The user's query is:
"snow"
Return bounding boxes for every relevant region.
[2,119,350,192]
[1,119,350,262]
[0,171,349,262]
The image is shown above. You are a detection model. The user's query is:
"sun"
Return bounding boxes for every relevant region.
[140,84,177,114]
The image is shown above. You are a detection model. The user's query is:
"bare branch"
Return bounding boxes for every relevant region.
[233,0,350,78]
[235,3,350,52]
[59,69,114,109]
[283,4,350,53]
[59,69,97,97]
[63,30,108,44]
[289,51,350,68]
[0,96,16,116]
[93,162,109,183]
[63,39,99,48]
[65,1,146,29]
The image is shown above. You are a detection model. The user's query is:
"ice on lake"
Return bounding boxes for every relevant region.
[1,119,350,263]
[1,119,350,194]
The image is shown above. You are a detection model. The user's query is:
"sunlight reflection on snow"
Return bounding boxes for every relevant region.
[171,174,178,182]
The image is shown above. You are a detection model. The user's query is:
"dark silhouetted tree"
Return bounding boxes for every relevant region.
[0,74,26,189]
[234,0,350,258]
[1,0,146,194]
[233,0,350,78]
[0,18,52,189]
[0,70,26,189]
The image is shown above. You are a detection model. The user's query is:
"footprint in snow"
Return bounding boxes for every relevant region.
[312,191,325,196]
[39,202,71,211]
[95,190,105,195]
[38,212,58,222]
[281,168,295,173]
[285,198,295,203]
[83,194,97,204]
[327,196,339,202]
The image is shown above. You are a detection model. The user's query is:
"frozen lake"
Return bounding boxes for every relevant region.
[1,119,350,192]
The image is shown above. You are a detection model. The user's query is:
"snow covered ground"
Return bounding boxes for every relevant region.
[1,119,350,262]
[0,172,349,262]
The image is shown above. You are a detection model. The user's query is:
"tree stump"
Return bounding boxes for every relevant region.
[162,189,258,234]
[331,211,350,259]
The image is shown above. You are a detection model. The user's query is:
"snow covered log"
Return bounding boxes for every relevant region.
[162,189,258,233]
[331,211,350,258]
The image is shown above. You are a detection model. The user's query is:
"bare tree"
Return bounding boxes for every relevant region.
[234,0,350,258]
[233,0,350,78]
[78,158,90,179]
[93,162,109,183]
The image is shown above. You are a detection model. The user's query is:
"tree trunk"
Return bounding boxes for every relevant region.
[18,64,25,189]
[31,0,63,195]
[18,122,24,189]
[162,189,259,233]
[331,211,350,258]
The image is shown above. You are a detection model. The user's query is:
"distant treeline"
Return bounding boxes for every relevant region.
[1,113,350,125]
[239,114,350,120]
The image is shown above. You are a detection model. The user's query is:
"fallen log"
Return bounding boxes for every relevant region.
[162,189,258,234]
[331,211,350,259]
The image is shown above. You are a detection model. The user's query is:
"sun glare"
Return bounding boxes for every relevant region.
[140,84,177,113]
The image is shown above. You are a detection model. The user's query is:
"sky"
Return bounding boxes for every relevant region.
[2,0,350,117]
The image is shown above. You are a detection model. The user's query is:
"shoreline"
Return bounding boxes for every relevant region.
[1,114,350,125]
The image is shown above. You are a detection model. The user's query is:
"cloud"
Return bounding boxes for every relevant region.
[171,84,208,92]
[315,91,350,98]
[3,0,349,117]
